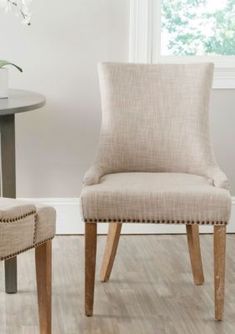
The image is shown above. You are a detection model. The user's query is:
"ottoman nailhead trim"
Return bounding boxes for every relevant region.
[33,213,38,244]
[0,236,54,261]
[0,210,36,224]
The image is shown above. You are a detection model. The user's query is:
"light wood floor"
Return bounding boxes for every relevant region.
[1,234,235,334]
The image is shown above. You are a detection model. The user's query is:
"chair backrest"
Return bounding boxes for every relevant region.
[95,62,216,178]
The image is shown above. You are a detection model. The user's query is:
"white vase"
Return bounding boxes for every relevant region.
[0,68,8,99]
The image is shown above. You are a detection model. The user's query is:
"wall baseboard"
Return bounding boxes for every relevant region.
[19,197,235,234]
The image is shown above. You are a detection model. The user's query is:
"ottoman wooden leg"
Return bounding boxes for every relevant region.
[35,240,52,334]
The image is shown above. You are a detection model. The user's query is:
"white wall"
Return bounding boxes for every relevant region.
[0,0,130,197]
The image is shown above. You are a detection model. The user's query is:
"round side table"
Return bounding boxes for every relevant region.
[0,89,46,293]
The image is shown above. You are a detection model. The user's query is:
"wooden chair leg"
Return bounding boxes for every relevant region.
[100,223,122,282]
[35,240,52,334]
[186,224,204,285]
[214,225,226,321]
[85,223,97,316]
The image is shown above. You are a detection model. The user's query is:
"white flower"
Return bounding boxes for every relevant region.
[0,0,32,25]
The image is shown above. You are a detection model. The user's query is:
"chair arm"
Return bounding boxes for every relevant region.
[208,167,229,190]
[83,165,105,186]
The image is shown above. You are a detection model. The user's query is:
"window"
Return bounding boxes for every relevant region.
[129,0,235,88]
[161,0,235,56]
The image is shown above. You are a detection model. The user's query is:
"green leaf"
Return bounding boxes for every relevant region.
[0,60,23,72]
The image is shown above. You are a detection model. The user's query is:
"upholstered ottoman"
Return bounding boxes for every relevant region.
[0,198,56,334]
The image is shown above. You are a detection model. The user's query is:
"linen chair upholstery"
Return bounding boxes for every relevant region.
[0,198,56,334]
[84,63,228,188]
[81,63,231,225]
[81,63,231,320]
[82,172,230,224]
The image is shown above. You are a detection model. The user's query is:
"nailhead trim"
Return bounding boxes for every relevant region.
[0,210,54,261]
[0,236,54,261]
[0,210,37,224]
[83,218,227,225]
[33,212,38,244]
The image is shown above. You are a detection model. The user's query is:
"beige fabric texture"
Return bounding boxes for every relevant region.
[81,63,231,224]
[81,173,231,223]
[34,204,56,244]
[0,198,36,221]
[0,198,56,260]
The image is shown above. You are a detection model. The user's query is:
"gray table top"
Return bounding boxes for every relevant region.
[0,89,46,116]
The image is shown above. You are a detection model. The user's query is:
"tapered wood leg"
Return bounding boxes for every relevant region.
[0,115,17,294]
[35,240,52,334]
[85,223,97,316]
[186,224,204,285]
[100,223,122,282]
[214,225,226,321]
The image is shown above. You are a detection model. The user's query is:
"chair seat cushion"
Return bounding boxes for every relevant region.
[0,198,56,260]
[81,173,231,224]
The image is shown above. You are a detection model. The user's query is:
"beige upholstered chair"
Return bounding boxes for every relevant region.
[0,198,56,334]
[81,63,231,320]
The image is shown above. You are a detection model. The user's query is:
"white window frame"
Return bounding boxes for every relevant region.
[129,0,235,89]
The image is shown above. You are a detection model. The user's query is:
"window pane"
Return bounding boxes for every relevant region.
[161,0,235,56]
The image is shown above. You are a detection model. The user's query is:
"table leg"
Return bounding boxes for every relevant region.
[0,115,17,293]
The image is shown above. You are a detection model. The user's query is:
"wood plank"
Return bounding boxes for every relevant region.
[1,235,235,333]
